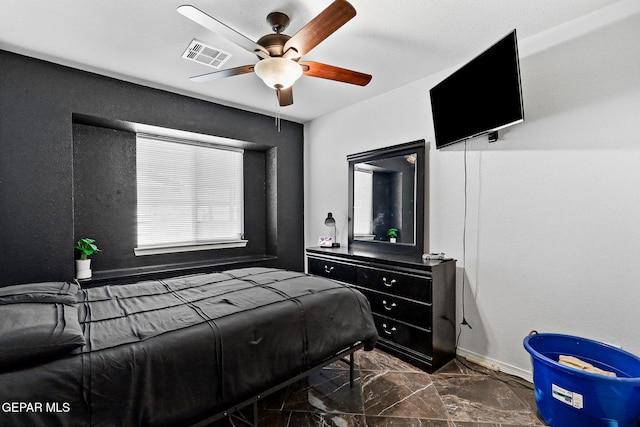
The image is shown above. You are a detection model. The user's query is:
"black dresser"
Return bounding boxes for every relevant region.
[306,247,456,372]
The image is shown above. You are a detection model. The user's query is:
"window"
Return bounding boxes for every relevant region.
[135,134,246,255]
[353,168,374,239]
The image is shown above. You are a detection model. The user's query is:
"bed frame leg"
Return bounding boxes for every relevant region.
[253,400,259,427]
[340,349,357,388]
[349,351,355,388]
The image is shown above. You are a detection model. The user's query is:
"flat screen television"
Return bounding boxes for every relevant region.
[430,30,524,149]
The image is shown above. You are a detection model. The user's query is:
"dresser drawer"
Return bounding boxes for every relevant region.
[372,314,433,357]
[357,267,431,302]
[308,257,356,284]
[358,288,432,329]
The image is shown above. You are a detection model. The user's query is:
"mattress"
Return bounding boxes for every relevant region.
[0,267,378,426]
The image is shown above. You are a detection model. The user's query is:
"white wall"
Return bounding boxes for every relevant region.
[304,6,640,379]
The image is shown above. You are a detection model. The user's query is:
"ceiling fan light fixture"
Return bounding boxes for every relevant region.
[254,57,303,90]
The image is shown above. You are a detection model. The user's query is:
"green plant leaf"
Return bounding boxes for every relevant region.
[75,238,101,259]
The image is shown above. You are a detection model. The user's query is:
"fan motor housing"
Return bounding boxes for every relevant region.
[257,33,291,57]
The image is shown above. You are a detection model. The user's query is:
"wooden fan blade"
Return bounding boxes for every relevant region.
[190,65,255,83]
[177,5,270,59]
[282,0,356,59]
[277,87,293,106]
[300,61,372,86]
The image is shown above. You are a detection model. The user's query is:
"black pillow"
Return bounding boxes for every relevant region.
[0,282,85,368]
[0,281,79,306]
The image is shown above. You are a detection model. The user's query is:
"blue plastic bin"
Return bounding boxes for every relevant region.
[523,333,640,427]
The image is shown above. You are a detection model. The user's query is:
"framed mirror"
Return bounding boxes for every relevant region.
[348,140,425,256]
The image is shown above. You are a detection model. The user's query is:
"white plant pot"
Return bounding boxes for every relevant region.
[75,259,92,280]
[390,237,397,243]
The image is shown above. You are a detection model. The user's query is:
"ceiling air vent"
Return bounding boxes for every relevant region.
[181,39,232,69]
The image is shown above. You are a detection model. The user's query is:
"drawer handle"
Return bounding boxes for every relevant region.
[382,300,397,311]
[381,323,397,335]
[324,265,334,274]
[382,277,397,287]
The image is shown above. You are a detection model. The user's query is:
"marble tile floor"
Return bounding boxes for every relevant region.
[208,349,548,427]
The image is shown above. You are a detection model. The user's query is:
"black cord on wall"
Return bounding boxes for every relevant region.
[456,140,472,351]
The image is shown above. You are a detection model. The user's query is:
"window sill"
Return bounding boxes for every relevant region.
[134,240,249,256]
[354,234,376,240]
[78,254,277,288]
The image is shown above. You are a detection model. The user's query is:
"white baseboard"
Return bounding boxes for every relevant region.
[456,348,533,383]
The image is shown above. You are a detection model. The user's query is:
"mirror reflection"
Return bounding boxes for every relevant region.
[352,153,417,244]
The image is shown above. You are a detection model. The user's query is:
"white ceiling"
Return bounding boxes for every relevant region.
[0,0,629,123]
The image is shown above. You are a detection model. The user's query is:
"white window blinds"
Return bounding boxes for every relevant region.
[135,134,245,255]
[353,169,373,237]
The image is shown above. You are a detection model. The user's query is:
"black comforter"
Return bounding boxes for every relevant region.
[0,267,377,426]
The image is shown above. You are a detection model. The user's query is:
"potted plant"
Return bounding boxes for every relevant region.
[74,238,101,279]
[387,228,398,243]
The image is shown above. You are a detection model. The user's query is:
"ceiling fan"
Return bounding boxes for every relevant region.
[177,0,372,106]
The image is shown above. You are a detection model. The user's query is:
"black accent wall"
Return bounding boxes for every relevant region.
[0,49,305,286]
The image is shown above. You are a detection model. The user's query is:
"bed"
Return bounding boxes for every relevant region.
[0,267,378,427]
